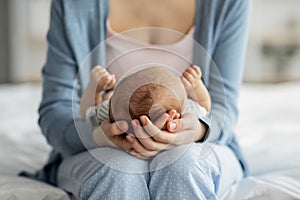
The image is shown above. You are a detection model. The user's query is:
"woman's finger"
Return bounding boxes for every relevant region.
[132,120,171,151]
[153,113,169,129]
[128,149,149,160]
[163,115,201,146]
[93,124,132,151]
[167,129,197,146]
[126,134,159,157]
[108,120,128,136]
[144,114,200,146]
[167,113,197,133]
[113,135,133,152]
[140,116,175,144]
[167,109,177,122]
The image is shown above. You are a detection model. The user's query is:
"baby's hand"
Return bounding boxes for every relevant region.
[90,66,116,93]
[181,66,202,100]
[181,65,202,90]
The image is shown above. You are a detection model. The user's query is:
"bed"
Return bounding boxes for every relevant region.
[0,83,299,200]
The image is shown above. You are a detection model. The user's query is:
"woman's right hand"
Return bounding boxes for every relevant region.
[92,119,132,152]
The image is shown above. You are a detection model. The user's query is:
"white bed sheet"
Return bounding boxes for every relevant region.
[236,83,300,176]
[0,83,299,199]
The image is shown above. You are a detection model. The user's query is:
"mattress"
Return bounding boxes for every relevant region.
[0,83,299,199]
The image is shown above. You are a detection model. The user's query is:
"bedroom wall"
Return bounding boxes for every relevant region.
[1,0,300,83]
[245,0,300,82]
[0,0,10,83]
[7,0,50,82]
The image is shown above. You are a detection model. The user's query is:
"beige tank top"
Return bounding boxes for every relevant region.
[105,20,195,81]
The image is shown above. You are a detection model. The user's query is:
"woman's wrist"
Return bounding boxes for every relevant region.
[92,123,112,147]
[193,121,207,142]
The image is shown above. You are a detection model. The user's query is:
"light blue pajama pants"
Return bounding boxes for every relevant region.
[57,143,243,200]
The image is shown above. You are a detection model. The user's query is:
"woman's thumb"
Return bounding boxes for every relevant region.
[166,119,181,133]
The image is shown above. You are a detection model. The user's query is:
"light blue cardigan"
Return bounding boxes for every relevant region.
[34,0,250,184]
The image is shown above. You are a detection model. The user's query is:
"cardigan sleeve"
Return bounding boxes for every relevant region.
[38,0,96,157]
[202,0,251,144]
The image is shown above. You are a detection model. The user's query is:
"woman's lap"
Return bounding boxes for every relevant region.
[57,143,243,200]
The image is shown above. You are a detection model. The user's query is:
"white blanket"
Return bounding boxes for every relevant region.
[0,83,299,199]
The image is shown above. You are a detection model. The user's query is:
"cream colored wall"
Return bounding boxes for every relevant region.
[0,0,10,83]
[8,0,50,82]
[6,0,300,83]
[244,0,300,82]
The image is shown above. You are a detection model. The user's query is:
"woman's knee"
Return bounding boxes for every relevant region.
[80,164,150,200]
[150,143,219,173]
[57,147,149,199]
[87,147,149,173]
[149,143,221,199]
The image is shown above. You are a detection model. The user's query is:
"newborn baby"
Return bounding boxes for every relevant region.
[80,66,211,132]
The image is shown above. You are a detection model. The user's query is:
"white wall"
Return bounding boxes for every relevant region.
[6,0,300,83]
[244,0,300,82]
[0,0,10,83]
[8,0,50,82]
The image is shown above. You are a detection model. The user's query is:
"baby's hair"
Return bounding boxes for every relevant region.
[130,83,181,122]
[108,66,187,126]
[109,82,182,123]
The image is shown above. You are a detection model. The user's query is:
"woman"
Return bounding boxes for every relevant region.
[37,0,250,199]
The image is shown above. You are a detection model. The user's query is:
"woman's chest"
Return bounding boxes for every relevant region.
[109,0,196,44]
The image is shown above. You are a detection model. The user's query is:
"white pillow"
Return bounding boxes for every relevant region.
[0,176,70,200]
[221,169,300,200]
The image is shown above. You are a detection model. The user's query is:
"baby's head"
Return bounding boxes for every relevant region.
[109,67,187,126]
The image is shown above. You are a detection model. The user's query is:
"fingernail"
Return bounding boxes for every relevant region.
[170,122,177,130]
[140,116,147,125]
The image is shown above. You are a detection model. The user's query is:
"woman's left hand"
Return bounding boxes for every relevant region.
[126,112,207,160]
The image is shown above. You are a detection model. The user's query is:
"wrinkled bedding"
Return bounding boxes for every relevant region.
[0,83,299,200]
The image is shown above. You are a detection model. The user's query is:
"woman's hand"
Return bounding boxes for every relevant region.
[125,113,174,160]
[126,111,207,160]
[92,119,132,152]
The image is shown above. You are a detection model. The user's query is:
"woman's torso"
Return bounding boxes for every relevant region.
[106,20,195,80]
[109,0,196,45]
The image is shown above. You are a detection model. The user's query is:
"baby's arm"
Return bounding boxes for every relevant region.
[181,66,211,114]
[80,66,116,120]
